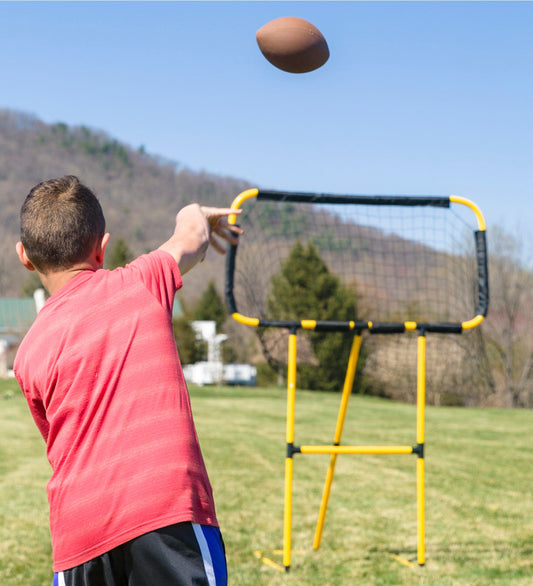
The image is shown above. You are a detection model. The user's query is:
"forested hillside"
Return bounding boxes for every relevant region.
[0,109,250,297]
[1,109,531,408]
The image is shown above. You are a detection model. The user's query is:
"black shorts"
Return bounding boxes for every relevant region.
[53,522,227,586]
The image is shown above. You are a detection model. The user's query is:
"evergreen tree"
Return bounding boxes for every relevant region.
[194,280,227,330]
[267,241,363,392]
[106,237,134,269]
[172,316,206,365]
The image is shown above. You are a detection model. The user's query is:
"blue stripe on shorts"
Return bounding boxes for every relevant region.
[192,524,227,586]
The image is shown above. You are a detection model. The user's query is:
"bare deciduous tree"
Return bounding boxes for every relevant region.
[479,227,533,407]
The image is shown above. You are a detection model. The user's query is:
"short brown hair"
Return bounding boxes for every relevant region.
[20,175,106,273]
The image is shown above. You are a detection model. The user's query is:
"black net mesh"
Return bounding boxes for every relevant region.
[228,194,482,326]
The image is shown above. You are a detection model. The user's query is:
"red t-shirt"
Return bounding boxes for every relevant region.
[14,250,218,572]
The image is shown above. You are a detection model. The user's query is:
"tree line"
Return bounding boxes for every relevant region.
[105,232,532,408]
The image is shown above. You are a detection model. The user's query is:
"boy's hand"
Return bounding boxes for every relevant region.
[200,206,243,255]
[159,205,243,275]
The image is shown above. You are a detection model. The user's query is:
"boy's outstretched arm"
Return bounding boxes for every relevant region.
[159,204,242,275]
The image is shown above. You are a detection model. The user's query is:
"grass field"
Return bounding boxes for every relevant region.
[1,379,532,585]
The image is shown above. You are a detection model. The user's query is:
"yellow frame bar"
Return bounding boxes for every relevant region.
[283,331,298,571]
[416,333,426,565]
[461,314,485,330]
[449,195,486,231]
[314,335,361,549]
[230,312,260,328]
[229,188,258,225]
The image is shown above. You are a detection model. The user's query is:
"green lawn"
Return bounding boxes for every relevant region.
[1,379,532,585]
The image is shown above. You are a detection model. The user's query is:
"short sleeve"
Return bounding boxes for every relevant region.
[125,250,183,313]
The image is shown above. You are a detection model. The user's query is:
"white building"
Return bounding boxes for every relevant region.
[182,320,257,386]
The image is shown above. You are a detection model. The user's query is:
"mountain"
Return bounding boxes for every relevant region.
[0,109,251,298]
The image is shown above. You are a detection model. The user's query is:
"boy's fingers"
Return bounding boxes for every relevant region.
[209,235,227,255]
[200,207,243,229]
[200,206,242,218]
[197,206,244,255]
[214,218,243,236]
[209,222,242,254]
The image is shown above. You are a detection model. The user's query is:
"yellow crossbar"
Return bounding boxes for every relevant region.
[300,445,414,455]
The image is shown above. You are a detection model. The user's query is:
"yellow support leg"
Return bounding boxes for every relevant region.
[283,330,298,572]
[313,453,337,550]
[417,333,426,566]
[417,457,425,566]
[314,334,362,550]
[283,456,294,571]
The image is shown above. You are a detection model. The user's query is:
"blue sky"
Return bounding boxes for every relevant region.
[1,1,532,235]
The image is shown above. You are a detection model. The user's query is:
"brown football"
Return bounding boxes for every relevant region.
[256,17,329,74]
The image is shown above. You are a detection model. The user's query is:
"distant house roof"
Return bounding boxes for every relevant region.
[0,298,37,333]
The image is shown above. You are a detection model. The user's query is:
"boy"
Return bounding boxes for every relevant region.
[14,175,242,585]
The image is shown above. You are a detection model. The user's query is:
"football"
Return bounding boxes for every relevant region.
[256,16,329,74]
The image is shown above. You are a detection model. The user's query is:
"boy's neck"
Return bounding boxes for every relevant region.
[40,263,98,296]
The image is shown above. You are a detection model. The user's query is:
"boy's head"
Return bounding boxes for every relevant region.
[19,175,106,274]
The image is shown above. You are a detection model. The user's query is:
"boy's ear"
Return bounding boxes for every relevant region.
[16,241,36,271]
[95,233,110,266]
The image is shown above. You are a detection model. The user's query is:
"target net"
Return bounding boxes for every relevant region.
[224,188,488,570]
[226,189,488,335]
